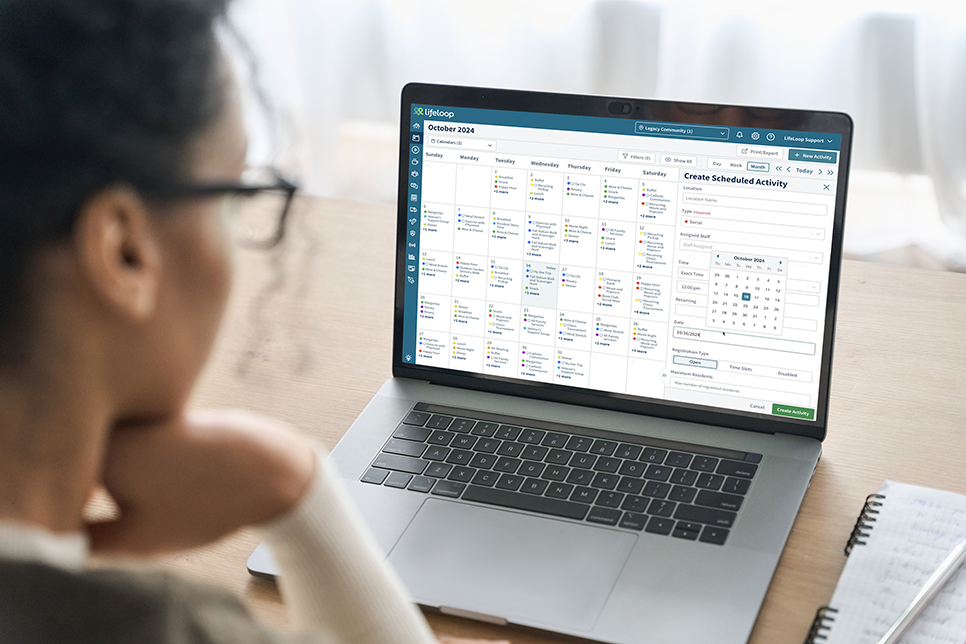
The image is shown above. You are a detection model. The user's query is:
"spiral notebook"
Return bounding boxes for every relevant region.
[806,481,966,643]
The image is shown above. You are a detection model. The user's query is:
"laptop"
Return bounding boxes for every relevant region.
[249,83,852,644]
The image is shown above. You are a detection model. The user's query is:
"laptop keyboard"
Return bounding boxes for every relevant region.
[360,404,761,546]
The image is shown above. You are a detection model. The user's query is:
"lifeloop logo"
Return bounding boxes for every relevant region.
[414,106,455,119]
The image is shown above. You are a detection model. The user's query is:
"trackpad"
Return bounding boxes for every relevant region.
[387,499,636,632]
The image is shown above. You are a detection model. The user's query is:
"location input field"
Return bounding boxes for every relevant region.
[426,137,496,151]
[681,216,825,241]
[682,193,827,216]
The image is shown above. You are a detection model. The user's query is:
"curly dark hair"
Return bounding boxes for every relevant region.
[0,0,230,364]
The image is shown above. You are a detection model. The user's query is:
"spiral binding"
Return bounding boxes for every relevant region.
[844,493,885,556]
[803,606,838,644]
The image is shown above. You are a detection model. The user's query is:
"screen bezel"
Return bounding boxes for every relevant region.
[392,82,852,442]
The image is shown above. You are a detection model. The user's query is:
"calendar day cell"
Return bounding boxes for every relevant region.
[483,339,519,376]
[491,167,527,211]
[638,180,676,227]
[524,213,562,262]
[589,353,628,393]
[632,276,672,320]
[519,344,554,383]
[559,217,600,267]
[523,263,560,310]
[487,257,524,304]
[557,266,595,313]
[555,311,593,352]
[449,334,484,372]
[635,224,673,276]
[416,293,452,332]
[422,161,456,204]
[419,203,454,251]
[451,254,487,300]
[486,302,521,341]
[562,174,601,218]
[599,176,637,221]
[453,206,489,255]
[594,270,633,317]
[451,297,486,337]
[597,220,636,271]
[419,250,453,295]
[521,306,556,346]
[414,329,449,367]
[527,170,564,214]
[554,348,590,388]
[630,320,669,360]
[488,209,526,259]
[455,164,493,208]
[592,315,630,356]
[626,358,666,399]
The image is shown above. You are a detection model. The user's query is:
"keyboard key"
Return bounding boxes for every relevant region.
[593,457,621,473]
[471,470,499,486]
[473,438,501,454]
[590,440,618,456]
[546,482,574,499]
[494,457,522,473]
[647,499,676,517]
[570,487,598,504]
[392,425,431,442]
[496,442,524,457]
[521,478,549,496]
[469,453,497,469]
[448,467,477,483]
[618,461,647,477]
[407,476,434,493]
[665,451,693,468]
[494,425,522,440]
[569,453,597,469]
[519,461,546,477]
[452,434,478,450]
[426,415,454,430]
[495,474,524,491]
[595,491,624,508]
[425,462,452,478]
[695,490,744,511]
[699,526,730,545]
[716,460,759,479]
[674,504,737,528]
[431,480,465,498]
[690,456,719,472]
[670,468,698,485]
[445,449,474,466]
[462,485,589,520]
[621,495,649,513]
[541,432,569,448]
[384,472,412,488]
[668,485,697,503]
[361,468,389,484]
[643,465,672,481]
[423,446,451,461]
[566,469,595,486]
[645,517,675,536]
[591,473,619,490]
[722,477,752,495]
[696,473,724,490]
[519,429,546,444]
[587,507,621,526]
[616,477,645,495]
[672,521,702,540]
[383,439,427,458]
[565,436,594,452]
[614,444,643,460]
[427,431,455,446]
[642,481,671,498]
[640,448,668,464]
[471,422,500,437]
[403,411,431,426]
[450,418,476,433]
[619,512,647,531]
[521,445,549,461]
[372,453,428,475]
[545,449,571,465]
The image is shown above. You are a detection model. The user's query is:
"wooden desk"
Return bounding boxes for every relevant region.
[164,196,966,643]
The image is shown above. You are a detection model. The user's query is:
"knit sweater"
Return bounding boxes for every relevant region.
[0,453,437,644]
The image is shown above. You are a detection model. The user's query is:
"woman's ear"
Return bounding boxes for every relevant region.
[73,187,162,321]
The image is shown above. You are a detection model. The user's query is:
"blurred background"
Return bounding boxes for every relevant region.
[226,0,966,270]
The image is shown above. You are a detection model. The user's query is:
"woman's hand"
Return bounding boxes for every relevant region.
[87,409,315,555]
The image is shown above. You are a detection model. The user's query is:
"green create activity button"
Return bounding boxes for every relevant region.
[772,403,815,420]
[788,149,837,164]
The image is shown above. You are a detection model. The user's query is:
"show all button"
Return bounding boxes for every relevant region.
[788,149,837,164]
[772,403,815,420]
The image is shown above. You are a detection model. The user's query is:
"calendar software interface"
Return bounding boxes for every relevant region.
[401,105,842,422]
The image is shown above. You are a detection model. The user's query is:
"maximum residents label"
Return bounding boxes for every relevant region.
[772,404,815,420]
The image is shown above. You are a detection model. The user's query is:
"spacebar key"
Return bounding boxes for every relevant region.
[462,485,589,520]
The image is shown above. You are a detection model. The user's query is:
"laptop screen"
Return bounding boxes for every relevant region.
[395,86,849,433]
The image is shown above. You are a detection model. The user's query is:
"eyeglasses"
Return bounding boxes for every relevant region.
[146,167,299,248]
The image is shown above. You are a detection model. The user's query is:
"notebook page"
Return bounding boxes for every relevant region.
[822,480,966,644]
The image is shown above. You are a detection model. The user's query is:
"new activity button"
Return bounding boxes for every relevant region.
[788,149,837,164]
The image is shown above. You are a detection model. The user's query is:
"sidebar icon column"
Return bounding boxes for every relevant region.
[402,122,423,363]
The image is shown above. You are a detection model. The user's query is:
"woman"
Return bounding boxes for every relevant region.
[0,1,505,643]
